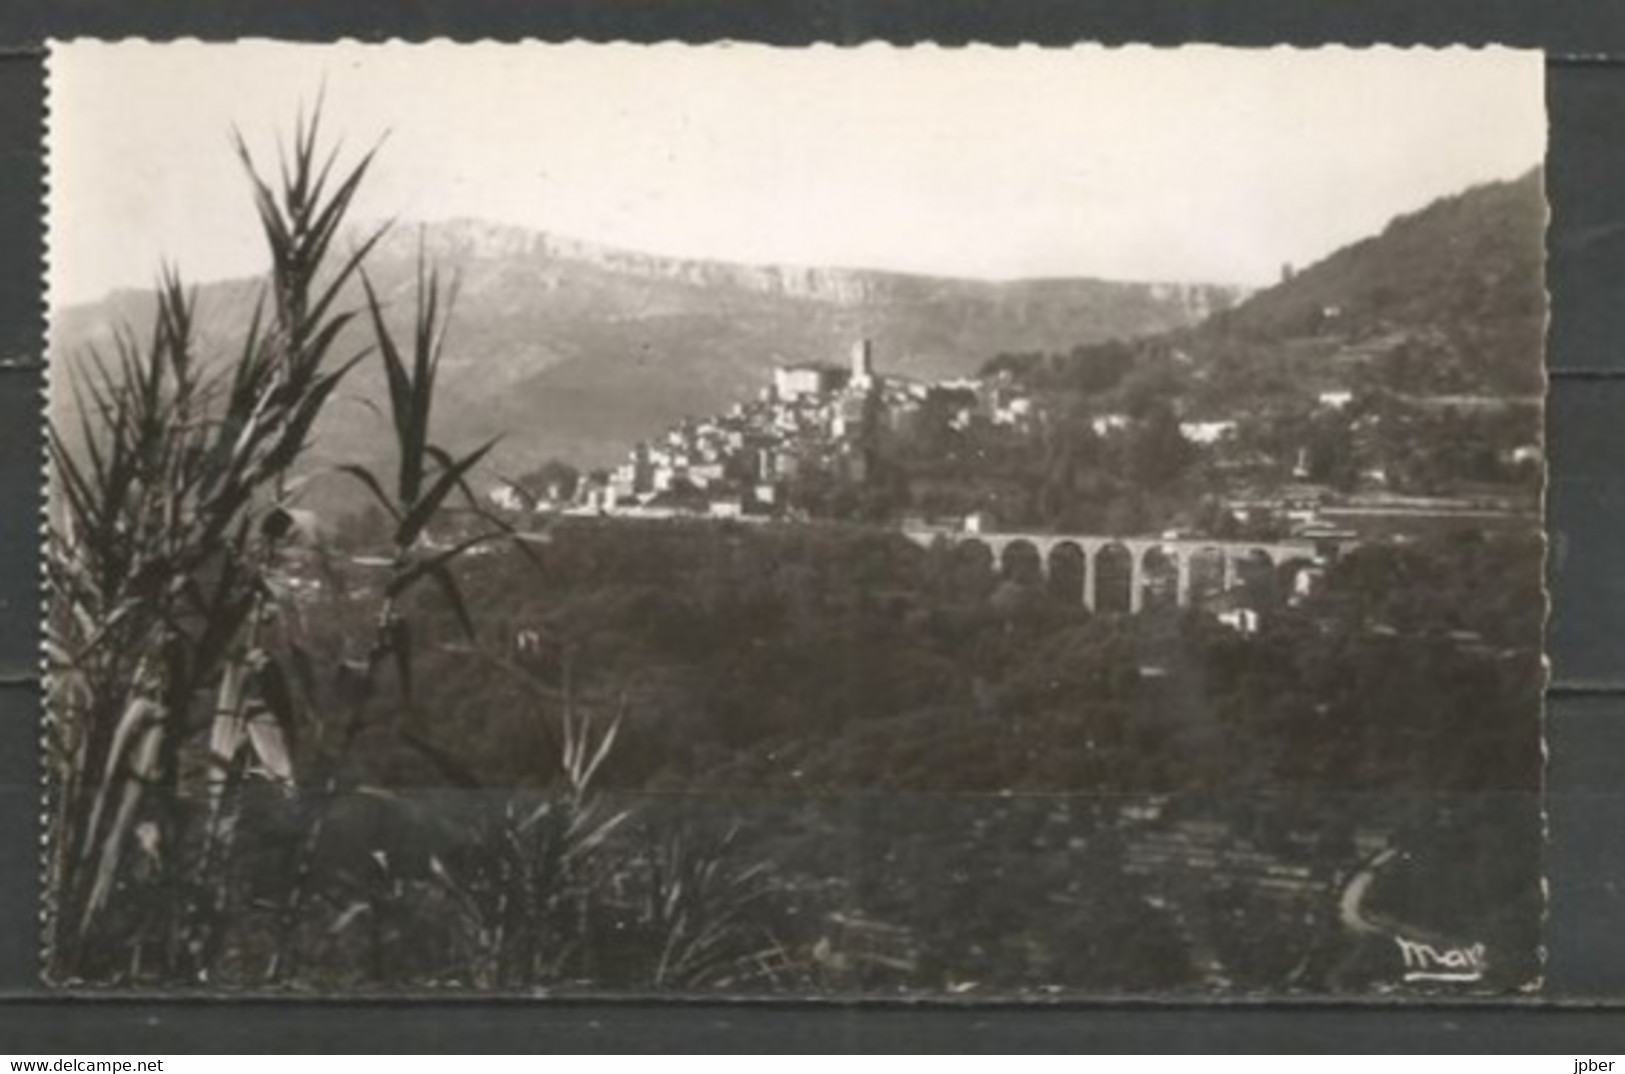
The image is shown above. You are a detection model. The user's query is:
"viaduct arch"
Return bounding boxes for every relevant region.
[903,527,1344,613]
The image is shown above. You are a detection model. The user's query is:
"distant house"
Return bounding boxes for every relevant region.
[576,478,613,514]
[611,443,655,498]
[774,362,847,402]
[1291,566,1324,602]
[1091,413,1131,437]
[688,462,727,488]
[1179,419,1236,445]
[488,485,527,513]
[1209,589,1262,635]
[992,396,1035,427]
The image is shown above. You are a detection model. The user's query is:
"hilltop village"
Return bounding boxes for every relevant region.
[490,335,1540,549]
[496,340,1004,523]
[494,338,1232,523]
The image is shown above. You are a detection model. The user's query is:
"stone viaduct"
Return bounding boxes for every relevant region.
[901,528,1341,614]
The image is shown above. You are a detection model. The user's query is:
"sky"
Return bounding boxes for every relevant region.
[48,42,1545,306]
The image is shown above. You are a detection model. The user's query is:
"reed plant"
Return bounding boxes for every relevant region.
[49,106,496,985]
[46,105,786,992]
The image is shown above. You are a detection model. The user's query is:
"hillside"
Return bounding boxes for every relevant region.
[1210,170,1544,353]
[990,170,1546,409]
[1196,170,1546,400]
[50,222,1242,485]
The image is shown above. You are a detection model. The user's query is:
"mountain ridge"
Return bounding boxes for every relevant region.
[52,219,1246,483]
[356,217,1247,309]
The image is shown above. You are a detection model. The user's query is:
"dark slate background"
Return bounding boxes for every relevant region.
[2,4,1624,1050]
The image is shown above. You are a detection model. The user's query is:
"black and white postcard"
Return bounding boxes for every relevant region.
[43,42,1547,996]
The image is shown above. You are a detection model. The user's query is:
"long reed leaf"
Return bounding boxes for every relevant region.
[393,438,498,550]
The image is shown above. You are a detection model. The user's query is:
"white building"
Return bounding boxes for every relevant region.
[1179,420,1236,445]
[993,397,1035,427]
[689,462,727,487]
[1091,413,1131,436]
[774,363,842,402]
[488,485,527,512]
[1217,607,1260,635]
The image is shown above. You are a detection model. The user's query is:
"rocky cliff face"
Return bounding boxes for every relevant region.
[53,220,1245,490]
[373,218,1243,315]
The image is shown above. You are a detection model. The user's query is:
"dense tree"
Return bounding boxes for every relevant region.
[1127,401,1195,488]
[517,458,581,502]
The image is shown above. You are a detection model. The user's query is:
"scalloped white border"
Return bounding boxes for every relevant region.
[37,38,1551,998]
